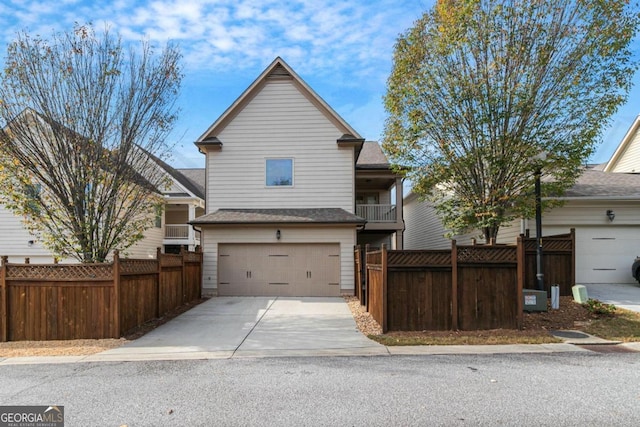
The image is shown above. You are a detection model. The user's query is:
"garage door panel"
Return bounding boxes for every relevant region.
[575,227,640,284]
[218,243,340,296]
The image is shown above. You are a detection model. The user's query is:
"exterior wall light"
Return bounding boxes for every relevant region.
[276,229,281,240]
[606,210,615,222]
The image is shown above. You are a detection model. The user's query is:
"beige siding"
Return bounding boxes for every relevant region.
[403,196,478,249]
[207,80,354,212]
[496,220,525,244]
[126,225,164,259]
[0,205,58,263]
[609,128,640,172]
[201,225,356,294]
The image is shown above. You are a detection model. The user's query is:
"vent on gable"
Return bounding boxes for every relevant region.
[268,64,291,78]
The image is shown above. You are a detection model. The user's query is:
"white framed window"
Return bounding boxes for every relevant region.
[266,158,293,187]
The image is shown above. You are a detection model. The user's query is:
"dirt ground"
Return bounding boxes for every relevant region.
[345,295,594,339]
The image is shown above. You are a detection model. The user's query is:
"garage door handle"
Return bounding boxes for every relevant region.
[307,271,311,278]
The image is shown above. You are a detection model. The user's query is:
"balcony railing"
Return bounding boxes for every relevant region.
[356,204,397,222]
[165,224,191,240]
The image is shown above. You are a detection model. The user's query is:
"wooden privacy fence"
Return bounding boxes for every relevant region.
[0,249,202,342]
[523,230,575,296]
[360,230,575,333]
[366,241,524,332]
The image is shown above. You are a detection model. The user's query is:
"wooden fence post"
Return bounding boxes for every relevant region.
[570,228,576,286]
[381,244,388,334]
[112,250,121,338]
[156,247,162,318]
[451,240,458,330]
[516,236,525,329]
[181,248,187,304]
[364,244,370,311]
[1,256,8,342]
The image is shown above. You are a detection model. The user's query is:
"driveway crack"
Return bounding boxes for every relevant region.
[231,297,278,358]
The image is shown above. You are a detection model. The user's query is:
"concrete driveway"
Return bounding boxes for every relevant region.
[584,283,640,313]
[95,297,387,361]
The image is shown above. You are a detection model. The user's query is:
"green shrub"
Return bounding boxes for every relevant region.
[582,299,616,316]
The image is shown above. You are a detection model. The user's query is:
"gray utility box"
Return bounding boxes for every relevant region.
[523,289,548,312]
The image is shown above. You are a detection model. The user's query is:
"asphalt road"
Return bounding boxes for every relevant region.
[1,352,639,426]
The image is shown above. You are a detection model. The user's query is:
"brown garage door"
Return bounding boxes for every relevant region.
[218,243,341,296]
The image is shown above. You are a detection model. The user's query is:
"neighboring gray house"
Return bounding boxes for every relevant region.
[404,115,640,285]
[192,57,403,297]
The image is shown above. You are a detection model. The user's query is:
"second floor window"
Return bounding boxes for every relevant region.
[266,158,293,187]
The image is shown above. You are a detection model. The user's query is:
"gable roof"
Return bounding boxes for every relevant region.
[195,57,363,146]
[603,115,640,172]
[176,168,205,197]
[191,208,365,225]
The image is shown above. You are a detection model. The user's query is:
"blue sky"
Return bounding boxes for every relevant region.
[0,0,638,168]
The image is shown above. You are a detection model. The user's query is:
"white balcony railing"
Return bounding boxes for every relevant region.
[165,224,190,239]
[356,204,397,222]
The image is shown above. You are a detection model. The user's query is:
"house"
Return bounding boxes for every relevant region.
[191,57,403,297]
[0,114,205,262]
[404,115,640,285]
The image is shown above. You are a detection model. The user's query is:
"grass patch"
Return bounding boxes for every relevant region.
[369,332,562,346]
[582,307,640,342]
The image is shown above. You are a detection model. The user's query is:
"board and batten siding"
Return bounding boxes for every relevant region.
[207,79,355,212]
[201,226,356,294]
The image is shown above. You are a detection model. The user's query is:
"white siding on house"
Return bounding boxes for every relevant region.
[0,205,58,263]
[403,195,479,249]
[607,123,640,173]
[201,225,356,295]
[207,80,355,212]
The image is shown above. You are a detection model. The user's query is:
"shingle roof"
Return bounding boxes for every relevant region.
[356,141,390,169]
[563,168,640,198]
[176,168,205,198]
[191,208,365,225]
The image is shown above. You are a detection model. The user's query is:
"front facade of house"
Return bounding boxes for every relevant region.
[404,115,640,285]
[192,58,403,297]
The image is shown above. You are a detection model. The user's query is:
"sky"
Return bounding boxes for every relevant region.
[0,0,638,169]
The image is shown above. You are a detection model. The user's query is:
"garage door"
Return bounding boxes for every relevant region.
[575,227,640,284]
[218,243,341,296]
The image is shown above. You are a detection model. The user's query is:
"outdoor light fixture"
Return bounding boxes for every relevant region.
[276,229,281,240]
[27,240,34,247]
[606,210,615,222]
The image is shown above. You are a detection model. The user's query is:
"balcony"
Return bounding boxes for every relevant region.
[356,204,397,223]
[165,224,190,239]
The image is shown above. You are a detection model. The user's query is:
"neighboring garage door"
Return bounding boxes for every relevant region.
[575,227,640,284]
[218,243,341,296]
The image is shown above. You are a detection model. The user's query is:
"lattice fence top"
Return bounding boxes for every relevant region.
[160,255,183,267]
[524,238,572,252]
[457,246,517,263]
[184,252,202,263]
[388,250,451,266]
[5,263,113,280]
[119,259,158,274]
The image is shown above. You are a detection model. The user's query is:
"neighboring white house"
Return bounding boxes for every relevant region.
[191,57,404,297]
[0,147,205,263]
[404,115,640,285]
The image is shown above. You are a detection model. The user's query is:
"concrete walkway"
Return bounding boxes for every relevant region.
[584,283,640,313]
